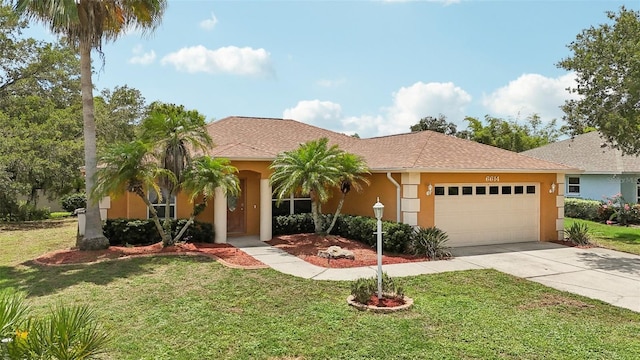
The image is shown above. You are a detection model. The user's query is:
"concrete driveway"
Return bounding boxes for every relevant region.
[451,242,640,313]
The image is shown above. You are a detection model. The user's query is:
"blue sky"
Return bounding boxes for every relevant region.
[27,0,640,138]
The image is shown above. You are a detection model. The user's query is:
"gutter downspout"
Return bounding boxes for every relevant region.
[386,172,401,222]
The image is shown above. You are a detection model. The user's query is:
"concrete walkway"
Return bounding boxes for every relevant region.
[227,237,640,313]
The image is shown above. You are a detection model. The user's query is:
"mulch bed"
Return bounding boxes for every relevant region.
[267,233,431,268]
[34,242,267,269]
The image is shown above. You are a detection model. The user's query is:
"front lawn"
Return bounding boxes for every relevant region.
[565,217,640,255]
[2,220,640,359]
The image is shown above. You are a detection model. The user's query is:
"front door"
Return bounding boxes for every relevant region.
[227,179,246,234]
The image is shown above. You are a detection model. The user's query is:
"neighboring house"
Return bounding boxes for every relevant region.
[106,116,575,247]
[523,131,640,203]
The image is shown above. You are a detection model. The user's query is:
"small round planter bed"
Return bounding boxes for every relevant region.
[347,294,414,313]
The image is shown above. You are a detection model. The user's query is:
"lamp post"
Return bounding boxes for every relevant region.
[373,197,384,299]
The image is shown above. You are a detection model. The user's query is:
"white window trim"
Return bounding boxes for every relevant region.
[567,176,581,195]
[148,187,177,220]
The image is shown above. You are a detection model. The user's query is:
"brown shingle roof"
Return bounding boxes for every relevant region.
[206,116,574,172]
[522,131,640,174]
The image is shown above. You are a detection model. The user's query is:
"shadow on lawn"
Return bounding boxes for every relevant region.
[0,256,213,297]
[0,219,75,232]
[577,252,640,276]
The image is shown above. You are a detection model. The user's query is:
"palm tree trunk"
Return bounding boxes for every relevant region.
[77,41,109,251]
[173,216,194,243]
[162,191,173,246]
[311,200,322,234]
[325,194,346,235]
[138,192,170,245]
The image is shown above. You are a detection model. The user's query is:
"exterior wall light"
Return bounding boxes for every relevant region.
[426,183,433,196]
[549,182,556,194]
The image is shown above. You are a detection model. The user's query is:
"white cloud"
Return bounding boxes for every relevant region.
[161,45,273,76]
[199,12,218,30]
[128,45,156,65]
[283,100,343,129]
[282,81,471,138]
[482,73,578,121]
[317,78,346,88]
[381,81,472,135]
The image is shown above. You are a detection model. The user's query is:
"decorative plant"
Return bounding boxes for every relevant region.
[603,194,637,226]
[0,290,110,359]
[564,222,591,245]
[409,227,452,260]
[350,272,404,304]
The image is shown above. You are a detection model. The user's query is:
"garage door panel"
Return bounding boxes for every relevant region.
[435,183,539,247]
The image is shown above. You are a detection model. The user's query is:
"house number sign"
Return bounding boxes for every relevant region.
[485,175,500,182]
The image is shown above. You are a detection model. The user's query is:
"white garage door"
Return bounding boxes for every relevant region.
[434,183,540,247]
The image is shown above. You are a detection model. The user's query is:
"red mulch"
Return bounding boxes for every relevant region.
[267,233,430,268]
[367,294,406,307]
[34,242,267,269]
[549,240,596,249]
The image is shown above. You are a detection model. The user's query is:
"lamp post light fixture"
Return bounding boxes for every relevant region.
[373,197,384,299]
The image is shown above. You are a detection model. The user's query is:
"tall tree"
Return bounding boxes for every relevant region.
[94,85,147,149]
[324,153,369,235]
[270,138,368,234]
[139,102,213,245]
[558,7,640,154]
[15,0,167,250]
[463,114,561,152]
[410,114,458,136]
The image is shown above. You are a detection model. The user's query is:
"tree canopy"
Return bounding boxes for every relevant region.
[558,6,640,154]
[410,114,458,136]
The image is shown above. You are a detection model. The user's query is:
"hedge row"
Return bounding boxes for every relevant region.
[103,218,214,246]
[564,198,604,222]
[273,213,414,254]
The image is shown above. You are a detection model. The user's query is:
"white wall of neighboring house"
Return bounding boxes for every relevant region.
[16,189,63,212]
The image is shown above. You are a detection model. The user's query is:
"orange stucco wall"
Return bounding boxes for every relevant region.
[106,162,559,242]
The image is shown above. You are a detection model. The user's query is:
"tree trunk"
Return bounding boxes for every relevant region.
[162,190,173,247]
[138,193,170,245]
[325,194,346,235]
[173,216,194,243]
[77,41,109,251]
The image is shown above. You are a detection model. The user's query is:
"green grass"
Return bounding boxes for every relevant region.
[2,221,640,359]
[565,217,640,255]
[50,211,73,219]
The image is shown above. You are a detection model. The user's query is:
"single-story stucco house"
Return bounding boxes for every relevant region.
[523,131,640,203]
[105,116,576,247]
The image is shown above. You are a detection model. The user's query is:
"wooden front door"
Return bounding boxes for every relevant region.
[227,179,246,234]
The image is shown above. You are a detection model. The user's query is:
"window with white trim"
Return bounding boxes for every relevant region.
[148,187,176,219]
[272,193,312,216]
[567,176,580,195]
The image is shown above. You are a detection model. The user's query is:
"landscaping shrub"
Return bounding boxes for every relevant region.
[273,213,414,254]
[602,194,640,226]
[0,201,50,222]
[564,222,591,245]
[564,198,602,221]
[350,272,404,304]
[60,192,87,213]
[0,289,110,359]
[409,226,452,260]
[103,219,215,246]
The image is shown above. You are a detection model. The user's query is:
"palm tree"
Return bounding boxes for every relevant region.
[15,0,167,250]
[139,102,213,245]
[325,153,370,234]
[92,140,175,245]
[270,138,346,234]
[174,156,240,243]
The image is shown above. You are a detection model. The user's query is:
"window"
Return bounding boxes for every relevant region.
[514,186,524,194]
[489,186,499,195]
[476,186,486,195]
[434,186,445,196]
[526,186,536,194]
[148,187,176,219]
[448,186,459,196]
[462,186,473,195]
[272,193,311,216]
[502,186,512,195]
[568,176,580,194]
